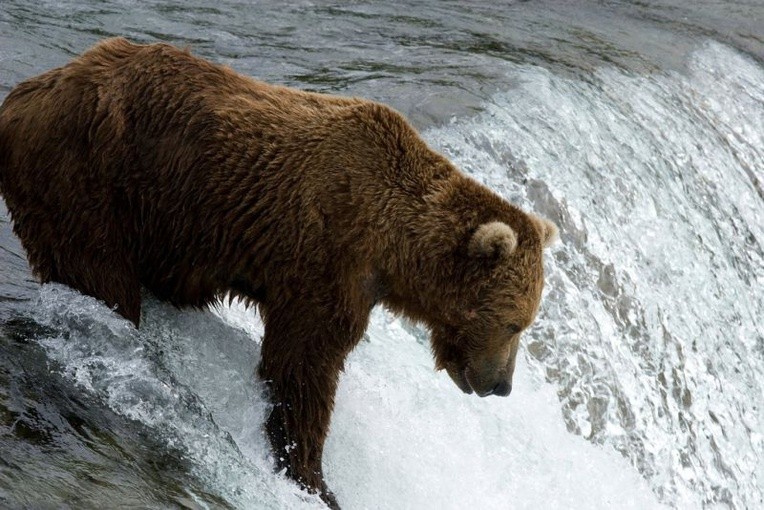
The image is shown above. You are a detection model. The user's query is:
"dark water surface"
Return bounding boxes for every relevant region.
[1,1,763,509]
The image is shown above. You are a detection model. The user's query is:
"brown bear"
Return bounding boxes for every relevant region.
[0,38,557,508]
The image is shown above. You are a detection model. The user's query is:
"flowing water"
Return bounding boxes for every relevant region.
[1,1,762,509]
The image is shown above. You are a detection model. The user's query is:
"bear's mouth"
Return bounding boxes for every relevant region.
[445,364,474,395]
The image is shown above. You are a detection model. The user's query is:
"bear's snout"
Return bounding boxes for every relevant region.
[465,365,514,398]
[490,379,512,397]
[446,362,513,398]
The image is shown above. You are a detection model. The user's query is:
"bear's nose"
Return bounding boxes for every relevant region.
[490,379,512,397]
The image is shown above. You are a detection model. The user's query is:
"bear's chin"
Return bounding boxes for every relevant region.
[445,364,474,395]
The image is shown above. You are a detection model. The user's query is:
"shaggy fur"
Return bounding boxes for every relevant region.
[0,38,557,508]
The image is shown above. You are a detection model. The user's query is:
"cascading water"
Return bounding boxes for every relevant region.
[1,1,762,509]
[426,41,764,509]
[432,43,764,508]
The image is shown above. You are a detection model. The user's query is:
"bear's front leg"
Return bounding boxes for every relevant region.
[258,297,367,510]
[264,391,340,509]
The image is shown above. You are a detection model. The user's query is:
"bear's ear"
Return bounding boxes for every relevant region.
[529,214,559,248]
[468,221,518,258]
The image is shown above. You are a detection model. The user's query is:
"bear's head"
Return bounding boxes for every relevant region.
[428,214,558,397]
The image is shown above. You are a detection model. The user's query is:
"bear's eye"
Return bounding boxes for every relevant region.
[507,324,522,335]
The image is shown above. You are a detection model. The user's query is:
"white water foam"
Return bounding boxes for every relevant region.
[31,283,663,509]
[32,286,321,510]
[426,41,764,508]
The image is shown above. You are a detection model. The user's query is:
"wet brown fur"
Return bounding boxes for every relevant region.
[0,38,555,508]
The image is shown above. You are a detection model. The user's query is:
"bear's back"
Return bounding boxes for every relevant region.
[0,39,427,320]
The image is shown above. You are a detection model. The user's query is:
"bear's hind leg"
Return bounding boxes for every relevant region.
[9,210,141,326]
[53,242,142,327]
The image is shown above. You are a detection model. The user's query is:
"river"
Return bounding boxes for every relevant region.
[1,1,762,508]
